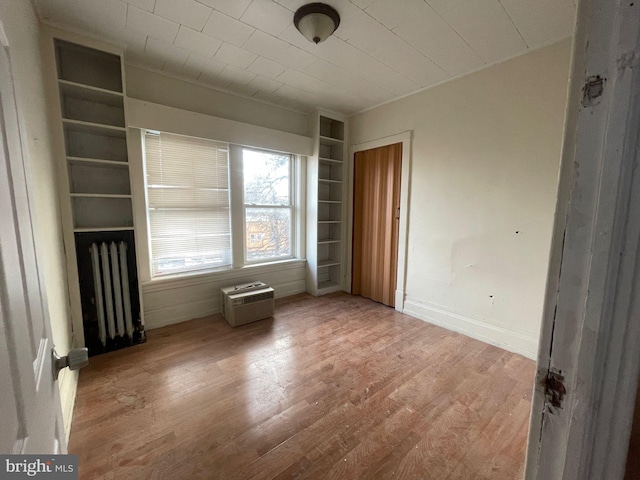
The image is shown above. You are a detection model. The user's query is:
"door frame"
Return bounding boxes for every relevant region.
[526,0,640,478]
[347,131,412,312]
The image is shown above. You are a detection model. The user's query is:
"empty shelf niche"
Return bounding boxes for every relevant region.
[318,181,342,202]
[55,40,123,92]
[318,242,341,267]
[64,124,128,162]
[318,202,341,222]
[318,223,341,243]
[72,196,133,230]
[319,116,344,141]
[318,264,341,290]
[59,82,125,127]
[319,160,342,181]
[319,143,343,162]
[69,160,131,195]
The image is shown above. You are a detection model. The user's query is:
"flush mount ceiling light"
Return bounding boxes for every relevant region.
[294,3,340,44]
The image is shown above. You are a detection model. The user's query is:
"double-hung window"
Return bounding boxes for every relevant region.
[144,131,231,277]
[143,131,296,278]
[242,148,293,262]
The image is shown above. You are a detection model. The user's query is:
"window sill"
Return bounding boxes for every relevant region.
[142,258,307,293]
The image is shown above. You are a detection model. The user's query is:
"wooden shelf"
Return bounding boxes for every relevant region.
[59,80,123,103]
[63,119,126,137]
[67,156,128,167]
[319,135,344,147]
[70,193,132,199]
[73,226,134,233]
[318,259,341,268]
[318,200,341,204]
[318,178,342,184]
[317,280,341,292]
[319,157,342,164]
[318,239,341,244]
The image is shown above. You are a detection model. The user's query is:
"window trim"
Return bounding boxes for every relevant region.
[139,134,301,281]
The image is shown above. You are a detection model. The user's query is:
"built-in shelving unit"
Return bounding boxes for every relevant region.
[49,35,145,355]
[55,40,133,234]
[307,113,346,295]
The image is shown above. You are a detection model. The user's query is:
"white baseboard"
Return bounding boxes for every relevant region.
[395,289,405,312]
[57,368,78,447]
[402,297,538,360]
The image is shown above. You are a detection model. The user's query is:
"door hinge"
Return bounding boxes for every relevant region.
[539,367,567,412]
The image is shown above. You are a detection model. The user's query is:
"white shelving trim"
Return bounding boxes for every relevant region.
[67,156,128,167]
[70,193,132,199]
[73,226,135,233]
[319,135,344,146]
[58,78,124,97]
[318,259,341,268]
[62,118,126,135]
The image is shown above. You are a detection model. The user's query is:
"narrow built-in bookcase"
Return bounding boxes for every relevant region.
[307,113,347,295]
[47,31,144,355]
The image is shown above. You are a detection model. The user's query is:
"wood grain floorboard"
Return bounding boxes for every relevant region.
[69,292,535,479]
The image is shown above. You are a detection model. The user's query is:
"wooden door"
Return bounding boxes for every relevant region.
[0,34,66,453]
[352,143,402,307]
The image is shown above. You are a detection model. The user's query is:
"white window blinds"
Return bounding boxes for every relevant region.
[144,131,231,276]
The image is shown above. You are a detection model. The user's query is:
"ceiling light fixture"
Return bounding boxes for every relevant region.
[294,3,340,44]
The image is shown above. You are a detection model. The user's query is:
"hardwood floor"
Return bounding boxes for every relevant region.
[69,292,536,479]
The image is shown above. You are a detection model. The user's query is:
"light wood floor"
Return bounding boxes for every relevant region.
[69,292,536,479]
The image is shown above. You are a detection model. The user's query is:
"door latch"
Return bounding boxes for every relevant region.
[52,347,89,380]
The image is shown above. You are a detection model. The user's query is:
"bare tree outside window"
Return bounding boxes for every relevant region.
[243,149,292,261]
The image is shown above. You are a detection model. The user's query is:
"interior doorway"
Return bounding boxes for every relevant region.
[351,142,402,307]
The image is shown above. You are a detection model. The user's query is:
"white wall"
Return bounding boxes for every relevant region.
[0,1,77,436]
[124,67,310,329]
[143,260,306,329]
[349,39,572,359]
[126,66,308,136]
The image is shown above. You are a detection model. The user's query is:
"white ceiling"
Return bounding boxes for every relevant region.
[35,0,577,115]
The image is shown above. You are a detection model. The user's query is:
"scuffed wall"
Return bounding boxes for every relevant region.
[349,39,572,358]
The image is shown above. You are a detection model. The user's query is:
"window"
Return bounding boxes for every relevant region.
[243,148,293,262]
[144,131,231,276]
[143,131,297,278]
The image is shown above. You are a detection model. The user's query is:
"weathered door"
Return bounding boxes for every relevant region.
[526,0,640,479]
[0,29,66,454]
